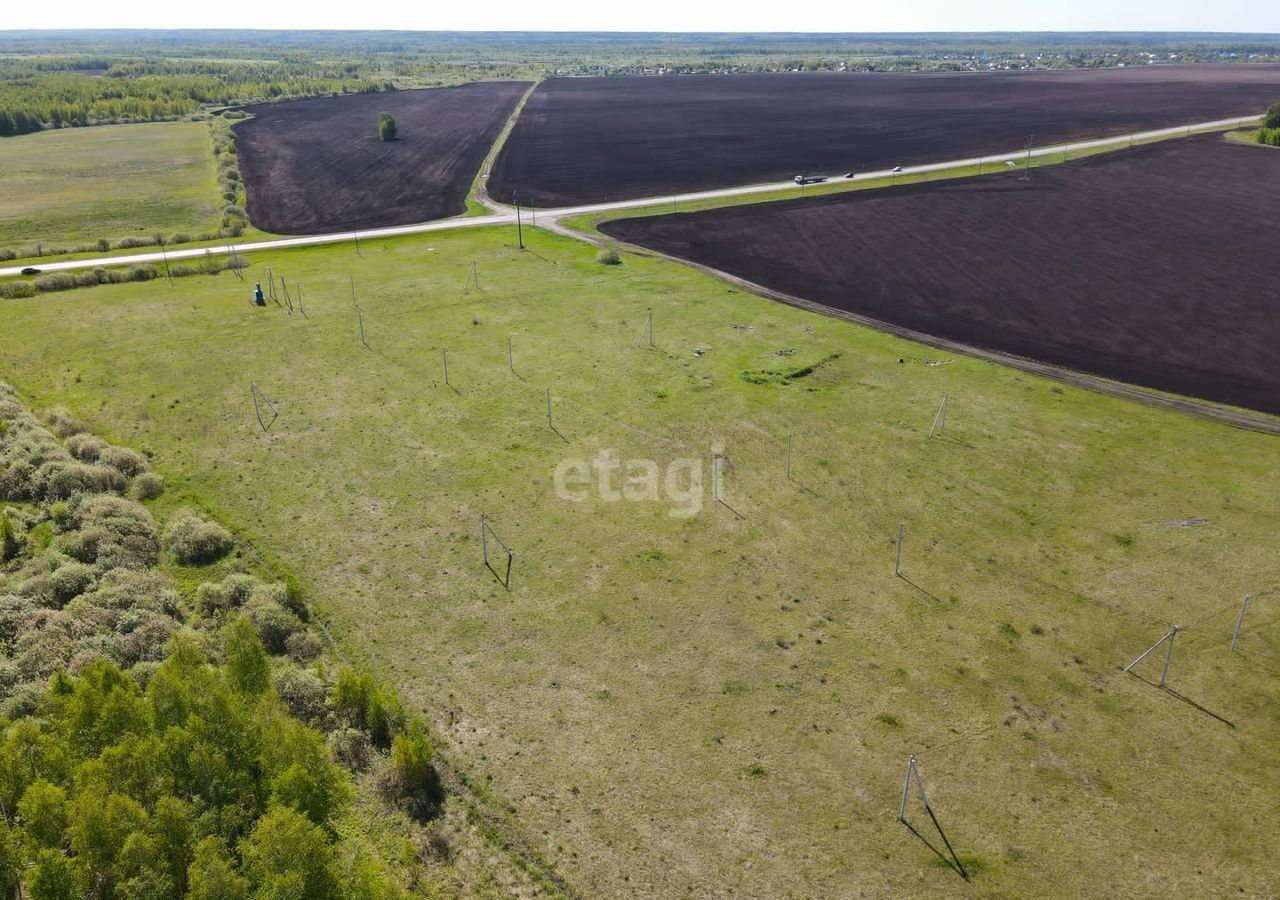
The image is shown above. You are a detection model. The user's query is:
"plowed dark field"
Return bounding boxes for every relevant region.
[492,66,1280,207]
[236,82,528,234]
[602,136,1280,415]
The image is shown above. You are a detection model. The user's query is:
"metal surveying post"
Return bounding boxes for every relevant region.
[508,336,514,373]
[786,434,793,480]
[546,387,553,430]
[1231,596,1251,652]
[1124,626,1179,687]
[442,349,449,385]
[515,195,524,250]
[895,523,905,576]
[1160,626,1178,687]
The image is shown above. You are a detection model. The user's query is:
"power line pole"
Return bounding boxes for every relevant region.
[515,190,525,250]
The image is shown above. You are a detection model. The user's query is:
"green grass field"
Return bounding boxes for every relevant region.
[0,121,222,252]
[1,223,1277,898]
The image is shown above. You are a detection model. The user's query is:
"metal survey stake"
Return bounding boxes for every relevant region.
[786,434,793,480]
[1231,595,1251,651]
[929,394,949,438]
[1125,626,1180,688]
[898,755,969,881]
[479,516,515,590]
[895,523,905,576]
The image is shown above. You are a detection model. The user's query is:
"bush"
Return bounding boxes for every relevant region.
[327,727,372,770]
[38,461,126,500]
[34,272,78,293]
[1264,101,1280,130]
[0,248,15,261]
[195,572,257,613]
[65,433,106,462]
[282,575,308,621]
[96,238,110,252]
[48,561,97,607]
[0,282,37,300]
[1256,127,1280,147]
[247,600,301,654]
[388,724,445,813]
[273,666,328,725]
[596,247,621,266]
[96,446,148,477]
[378,111,397,141]
[284,630,322,662]
[114,236,151,250]
[130,472,164,501]
[45,407,84,438]
[330,667,403,747]
[125,264,159,282]
[164,510,233,565]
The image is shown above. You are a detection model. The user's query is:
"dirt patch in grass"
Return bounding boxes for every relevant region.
[603,136,1280,415]
[492,65,1280,206]
[236,82,529,234]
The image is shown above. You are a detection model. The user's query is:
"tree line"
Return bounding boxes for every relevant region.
[0,68,388,136]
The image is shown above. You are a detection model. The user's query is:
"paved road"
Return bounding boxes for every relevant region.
[0,115,1258,279]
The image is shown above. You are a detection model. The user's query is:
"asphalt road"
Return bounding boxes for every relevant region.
[0,115,1257,279]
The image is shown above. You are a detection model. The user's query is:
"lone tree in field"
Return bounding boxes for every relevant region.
[378,112,397,142]
[1264,102,1280,129]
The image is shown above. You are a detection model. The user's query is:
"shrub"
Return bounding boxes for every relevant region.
[284,630,322,662]
[65,433,106,462]
[388,724,444,813]
[125,264,158,283]
[164,510,233,565]
[96,238,110,252]
[330,666,403,745]
[194,572,257,613]
[48,561,97,607]
[1264,101,1280,130]
[34,272,78,293]
[273,666,328,725]
[71,494,160,568]
[377,111,397,141]
[45,407,84,438]
[114,236,151,250]
[0,282,37,300]
[327,727,373,770]
[38,461,126,500]
[130,472,164,501]
[0,248,15,261]
[282,575,308,620]
[96,446,148,477]
[596,247,621,265]
[0,513,19,562]
[247,600,301,653]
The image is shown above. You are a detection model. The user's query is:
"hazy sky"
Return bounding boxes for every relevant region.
[2,0,1277,33]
